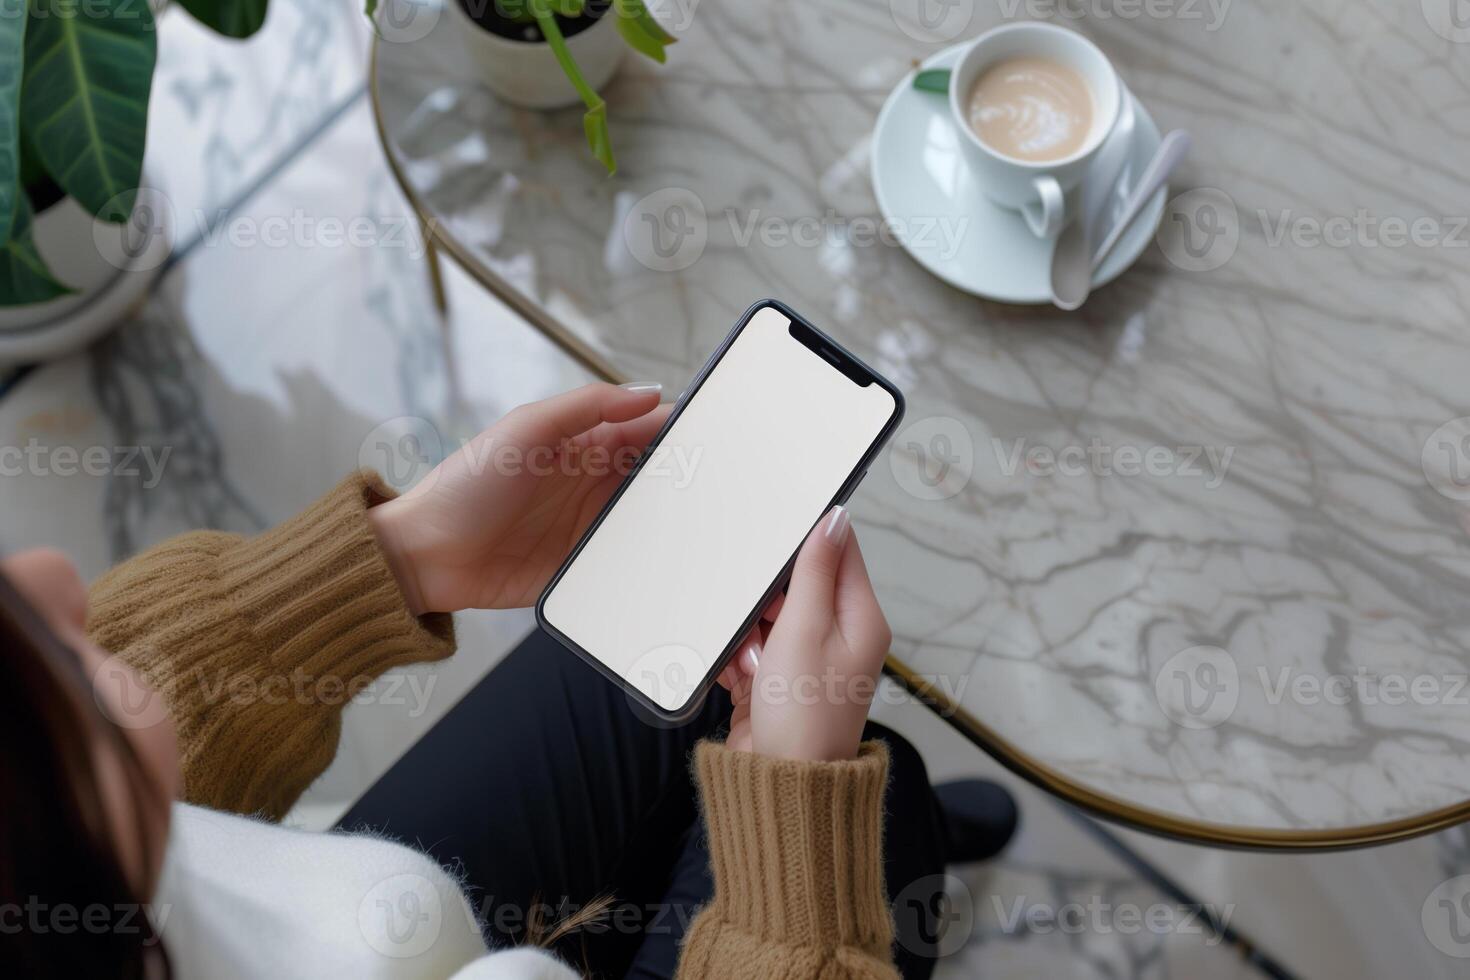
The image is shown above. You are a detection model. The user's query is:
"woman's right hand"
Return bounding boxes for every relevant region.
[722,507,892,762]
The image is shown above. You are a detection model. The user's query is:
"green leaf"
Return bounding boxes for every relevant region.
[17,124,44,188]
[612,0,669,64]
[912,68,950,94]
[583,99,614,174]
[176,0,269,39]
[620,0,673,45]
[0,192,69,305]
[361,0,383,40]
[534,7,616,173]
[22,0,157,222]
[0,0,26,245]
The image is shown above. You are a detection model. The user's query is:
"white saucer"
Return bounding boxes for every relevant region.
[871,44,1167,305]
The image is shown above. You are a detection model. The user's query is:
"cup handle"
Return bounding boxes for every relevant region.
[1021,176,1066,239]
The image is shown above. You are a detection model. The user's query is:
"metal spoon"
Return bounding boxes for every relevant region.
[1050,97,1137,311]
[1090,129,1192,273]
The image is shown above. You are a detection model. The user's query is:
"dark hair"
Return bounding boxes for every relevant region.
[0,570,171,978]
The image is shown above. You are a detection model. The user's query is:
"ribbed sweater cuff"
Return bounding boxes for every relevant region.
[694,740,893,951]
[212,470,455,680]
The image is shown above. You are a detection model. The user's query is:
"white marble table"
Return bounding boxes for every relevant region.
[371,0,1470,847]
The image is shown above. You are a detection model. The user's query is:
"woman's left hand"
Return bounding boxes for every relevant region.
[367,382,668,614]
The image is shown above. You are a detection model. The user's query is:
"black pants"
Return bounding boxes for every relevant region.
[340,629,948,979]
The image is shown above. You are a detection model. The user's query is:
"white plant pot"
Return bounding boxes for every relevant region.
[445,0,626,109]
[0,185,173,366]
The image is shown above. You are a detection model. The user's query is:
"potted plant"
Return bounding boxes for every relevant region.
[442,0,675,172]
[0,0,349,360]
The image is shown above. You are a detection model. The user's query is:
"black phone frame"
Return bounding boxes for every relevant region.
[535,298,907,723]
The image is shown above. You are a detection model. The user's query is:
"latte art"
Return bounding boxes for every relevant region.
[967,56,1093,162]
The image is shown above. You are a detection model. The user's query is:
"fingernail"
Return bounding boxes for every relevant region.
[619,382,662,395]
[740,638,761,675]
[825,505,851,546]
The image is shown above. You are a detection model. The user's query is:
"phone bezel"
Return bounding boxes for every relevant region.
[534,298,907,723]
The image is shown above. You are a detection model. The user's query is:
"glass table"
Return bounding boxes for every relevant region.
[371,0,1470,848]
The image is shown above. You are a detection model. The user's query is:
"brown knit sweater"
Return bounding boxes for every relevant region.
[86,472,898,979]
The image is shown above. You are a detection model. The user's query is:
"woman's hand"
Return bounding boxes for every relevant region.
[368,382,668,614]
[722,507,893,762]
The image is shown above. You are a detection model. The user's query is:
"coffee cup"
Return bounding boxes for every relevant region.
[949,23,1122,239]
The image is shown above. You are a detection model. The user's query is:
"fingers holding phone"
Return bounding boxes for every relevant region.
[725,507,891,763]
[715,589,783,692]
[368,382,669,614]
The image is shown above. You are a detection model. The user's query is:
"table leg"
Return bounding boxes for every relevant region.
[423,219,449,315]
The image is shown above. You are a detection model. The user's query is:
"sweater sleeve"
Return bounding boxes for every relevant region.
[86,471,455,821]
[677,741,899,980]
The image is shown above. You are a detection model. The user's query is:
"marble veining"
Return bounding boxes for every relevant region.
[375,0,1470,833]
[89,307,265,560]
[4,3,1470,970]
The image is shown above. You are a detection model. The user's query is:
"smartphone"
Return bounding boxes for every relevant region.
[536,300,905,722]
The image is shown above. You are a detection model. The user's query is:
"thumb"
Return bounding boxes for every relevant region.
[784,506,853,615]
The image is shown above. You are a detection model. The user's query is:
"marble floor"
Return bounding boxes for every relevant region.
[2,3,1467,978]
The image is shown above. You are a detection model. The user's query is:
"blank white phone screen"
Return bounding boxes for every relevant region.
[541,306,897,712]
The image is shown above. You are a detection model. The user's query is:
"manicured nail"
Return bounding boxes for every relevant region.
[619,382,662,395]
[740,638,761,675]
[825,505,851,547]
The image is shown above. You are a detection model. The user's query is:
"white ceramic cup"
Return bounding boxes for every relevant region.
[949,22,1122,240]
